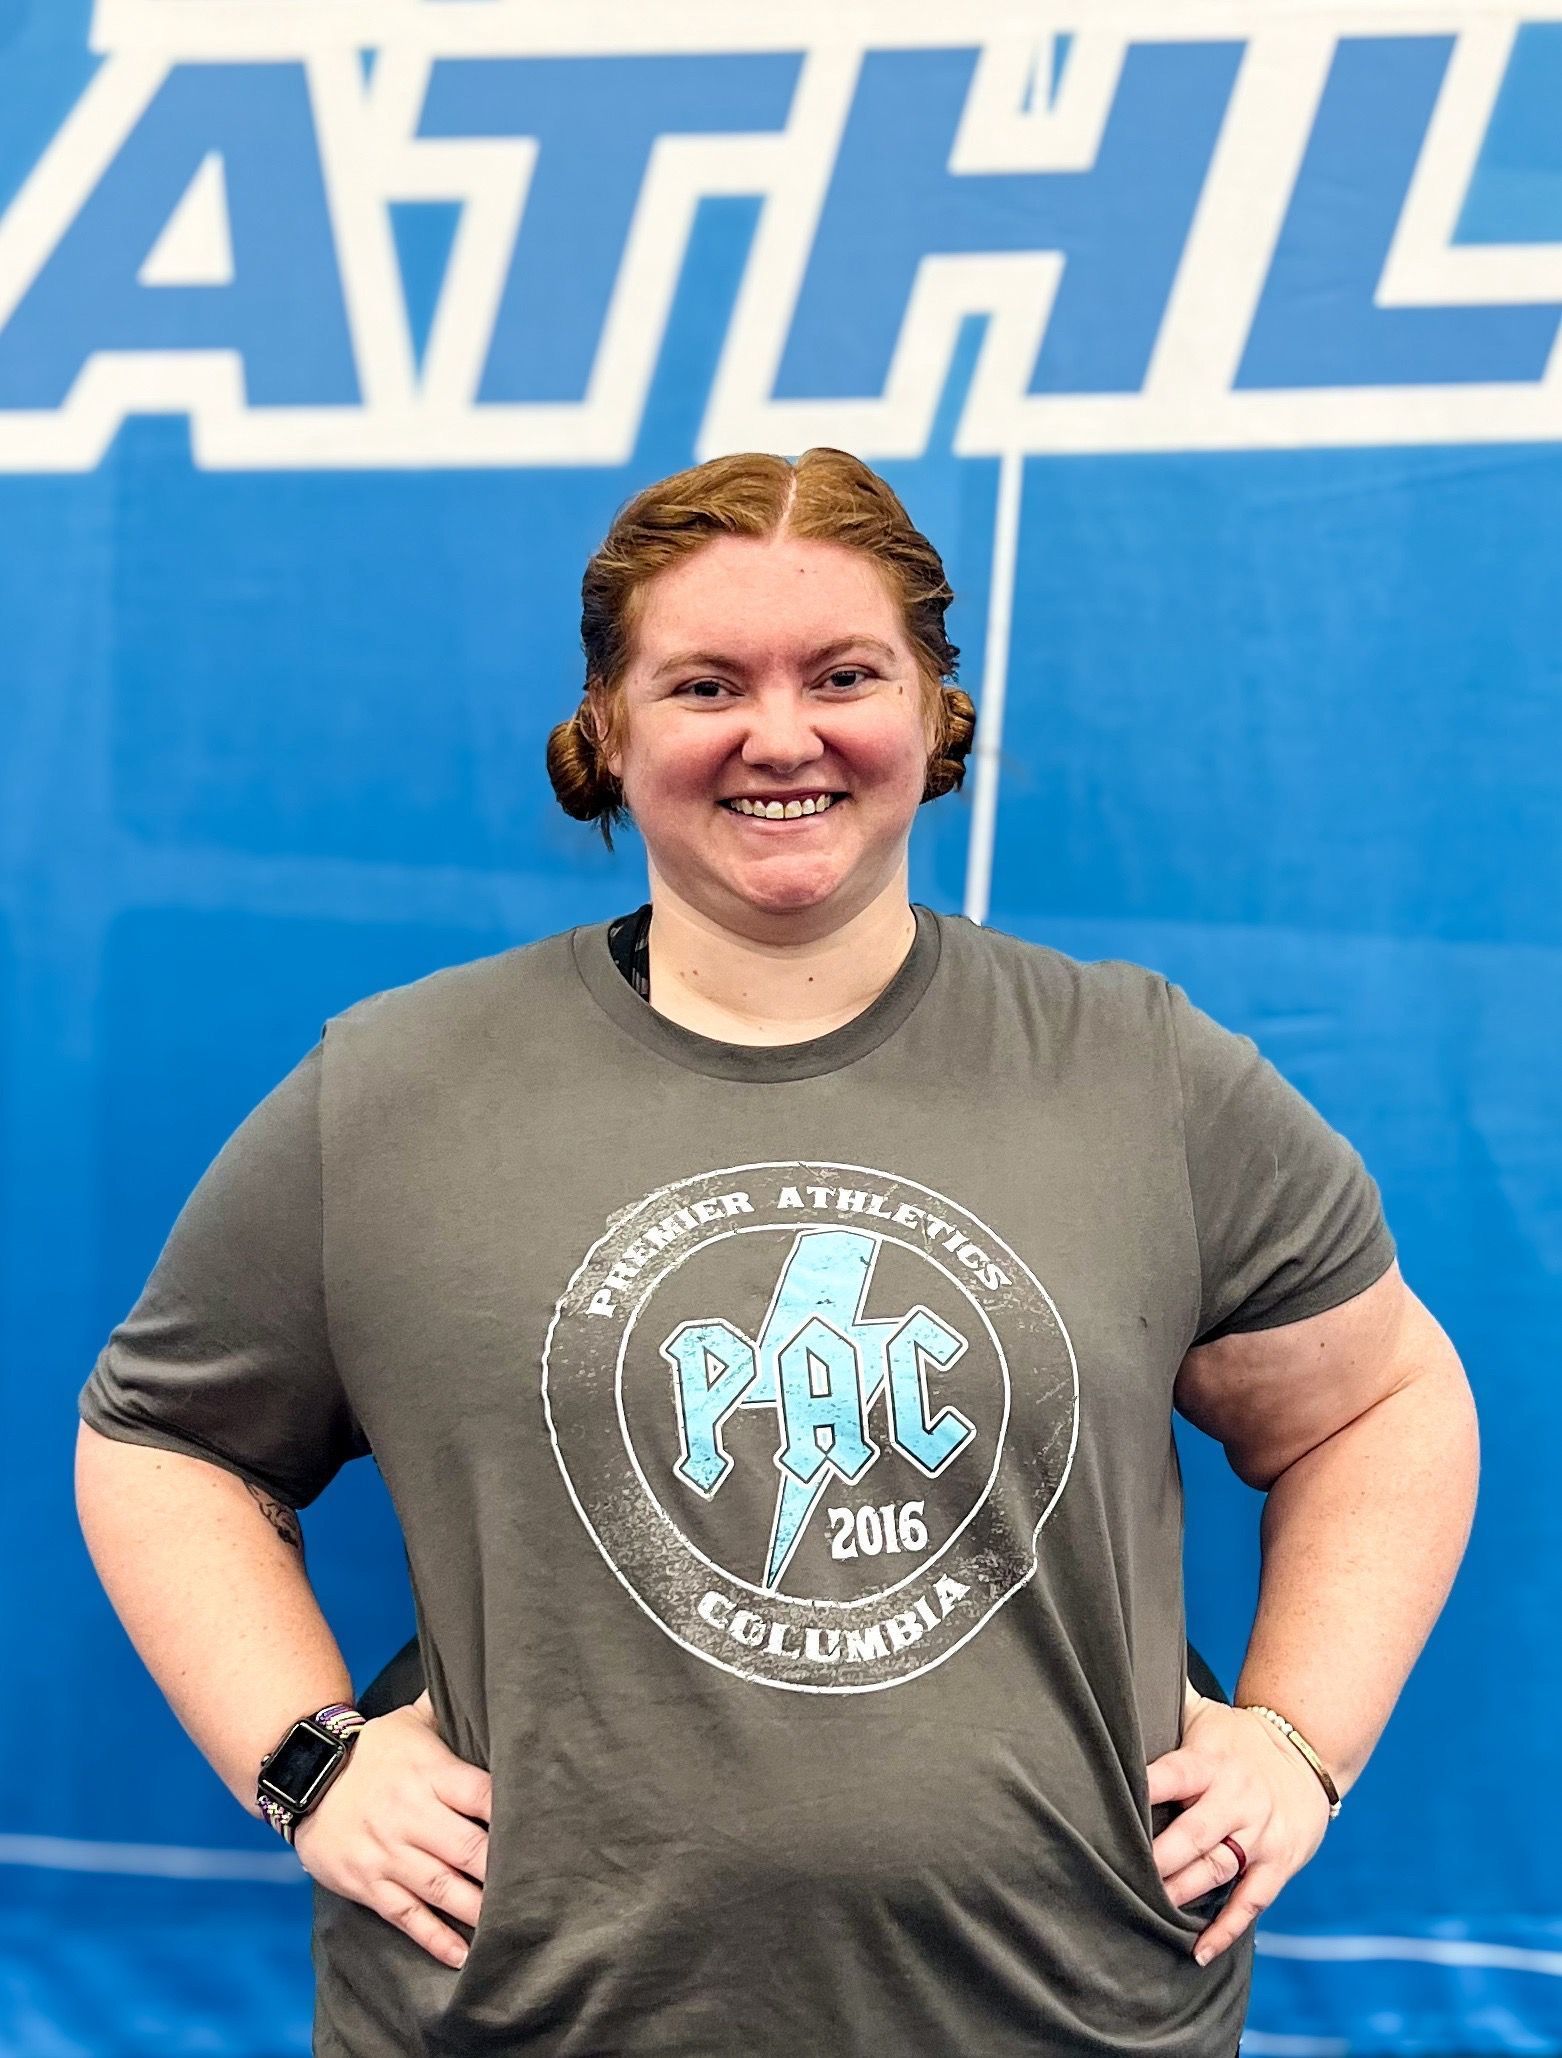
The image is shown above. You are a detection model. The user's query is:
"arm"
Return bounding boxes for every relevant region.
[75,1043,493,1970]
[1176,1260,1480,1793]
[75,1420,352,1817]
[77,1419,496,1970]
[1150,1262,1479,1961]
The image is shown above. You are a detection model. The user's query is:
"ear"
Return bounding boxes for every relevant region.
[583,687,623,781]
[921,676,946,759]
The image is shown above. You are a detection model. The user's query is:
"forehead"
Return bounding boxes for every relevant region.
[628,533,905,666]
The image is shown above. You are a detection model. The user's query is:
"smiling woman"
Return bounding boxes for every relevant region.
[550,447,970,831]
[76,447,1473,2058]
[545,447,974,1040]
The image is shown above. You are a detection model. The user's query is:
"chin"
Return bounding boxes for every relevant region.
[721,862,851,916]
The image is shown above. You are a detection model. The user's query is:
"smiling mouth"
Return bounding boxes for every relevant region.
[719,793,845,820]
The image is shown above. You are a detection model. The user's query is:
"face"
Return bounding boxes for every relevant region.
[603,531,937,933]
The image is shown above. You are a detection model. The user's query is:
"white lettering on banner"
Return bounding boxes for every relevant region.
[4,2,1561,470]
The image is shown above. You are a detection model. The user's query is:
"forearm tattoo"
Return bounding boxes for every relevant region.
[246,1482,305,1563]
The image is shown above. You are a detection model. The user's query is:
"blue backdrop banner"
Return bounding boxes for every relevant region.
[2,5,1558,2052]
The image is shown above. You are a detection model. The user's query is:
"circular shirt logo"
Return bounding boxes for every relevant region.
[542,1161,1077,1692]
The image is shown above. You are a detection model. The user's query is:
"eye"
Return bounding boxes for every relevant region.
[675,678,733,701]
[821,667,871,690]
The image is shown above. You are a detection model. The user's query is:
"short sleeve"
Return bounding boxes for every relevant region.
[77,1041,370,1508]
[1165,978,1397,1345]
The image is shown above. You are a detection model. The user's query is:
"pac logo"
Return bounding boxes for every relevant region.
[542,1160,1078,1692]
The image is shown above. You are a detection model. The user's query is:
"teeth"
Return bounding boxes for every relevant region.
[725,793,839,817]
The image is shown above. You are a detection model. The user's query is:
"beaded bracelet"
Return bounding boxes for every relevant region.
[1237,1703,1343,1818]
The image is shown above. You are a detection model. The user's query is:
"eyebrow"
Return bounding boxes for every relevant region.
[649,636,899,682]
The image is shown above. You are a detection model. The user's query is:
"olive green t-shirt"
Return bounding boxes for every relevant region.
[79,906,1395,2056]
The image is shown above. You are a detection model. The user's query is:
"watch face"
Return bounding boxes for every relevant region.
[258,1722,342,1810]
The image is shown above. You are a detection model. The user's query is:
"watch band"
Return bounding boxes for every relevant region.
[257,1702,367,1844]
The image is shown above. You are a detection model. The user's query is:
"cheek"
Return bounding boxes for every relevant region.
[842,707,932,791]
[618,719,726,804]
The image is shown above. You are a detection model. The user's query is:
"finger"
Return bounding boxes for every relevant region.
[368,1875,473,1970]
[1145,1747,1213,1807]
[1159,1839,1245,1909]
[1193,1882,1270,1967]
[430,1755,493,1826]
[397,1842,484,1932]
[1150,1798,1241,1881]
[424,1809,489,1888]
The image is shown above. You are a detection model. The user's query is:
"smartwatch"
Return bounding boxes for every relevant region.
[257,1702,366,1844]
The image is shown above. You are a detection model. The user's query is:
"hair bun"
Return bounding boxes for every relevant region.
[546,701,627,843]
[922,684,977,802]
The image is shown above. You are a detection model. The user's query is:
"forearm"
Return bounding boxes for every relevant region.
[75,1422,352,1818]
[1230,1349,1479,1795]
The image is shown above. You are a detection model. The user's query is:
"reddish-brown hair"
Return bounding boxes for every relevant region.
[546,447,976,847]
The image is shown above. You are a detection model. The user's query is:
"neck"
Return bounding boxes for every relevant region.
[642,868,918,1046]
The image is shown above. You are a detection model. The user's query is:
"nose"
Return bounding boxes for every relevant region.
[739,688,827,775]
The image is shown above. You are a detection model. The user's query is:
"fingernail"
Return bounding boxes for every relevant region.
[453,1948,469,1969]
[1192,1946,1211,1967]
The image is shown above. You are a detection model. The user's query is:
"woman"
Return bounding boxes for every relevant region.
[76,448,1479,2057]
